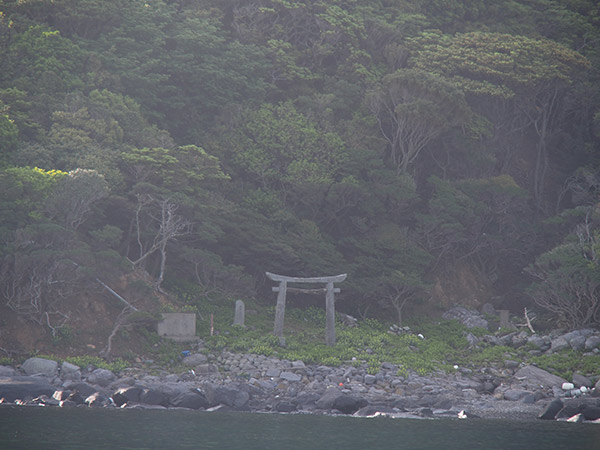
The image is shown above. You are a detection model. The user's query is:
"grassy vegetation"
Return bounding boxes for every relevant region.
[8,286,599,380]
[530,352,600,381]
[173,292,600,379]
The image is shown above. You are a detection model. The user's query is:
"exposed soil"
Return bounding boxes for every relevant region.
[0,271,169,361]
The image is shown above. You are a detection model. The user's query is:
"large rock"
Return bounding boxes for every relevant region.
[61,361,80,374]
[275,401,297,413]
[568,335,586,352]
[539,399,564,420]
[60,362,81,381]
[593,379,600,397]
[503,389,533,401]
[280,372,301,382]
[86,368,115,387]
[550,337,569,352]
[204,383,250,409]
[170,390,209,409]
[442,306,488,330]
[333,394,368,414]
[0,376,56,402]
[194,364,218,375]
[112,386,144,406]
[572,373,593,388]
[293,392,321,409]
[85,392,108,408]
[0,366,17,377]
[140,388,169,407]
[21,357,58,376]
[582,406,600,421]
[68,382,102,399]
[182,353,208,367]
[585,335,600,351]
[513,365,567,388]
[527,335,549,350]
[315,388,344,410]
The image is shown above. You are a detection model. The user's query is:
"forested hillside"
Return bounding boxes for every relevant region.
[1,0,599,345]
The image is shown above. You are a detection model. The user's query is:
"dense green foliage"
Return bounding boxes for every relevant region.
[0,0,599,333]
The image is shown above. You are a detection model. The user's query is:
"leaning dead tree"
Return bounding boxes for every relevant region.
[130,195,192,292]
[266,272,347,346]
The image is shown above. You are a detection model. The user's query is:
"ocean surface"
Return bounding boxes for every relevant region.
[1,407,599,450]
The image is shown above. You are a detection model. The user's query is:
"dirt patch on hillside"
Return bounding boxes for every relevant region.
[0,271,171,361]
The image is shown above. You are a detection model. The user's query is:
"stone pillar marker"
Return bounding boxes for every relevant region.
[233,300,246,327]
[266,272,346,346]
[499,310,512,329]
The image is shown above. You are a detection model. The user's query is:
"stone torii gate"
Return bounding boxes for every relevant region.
[266,272,347,346]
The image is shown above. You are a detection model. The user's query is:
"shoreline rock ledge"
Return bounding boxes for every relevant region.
[1,355,600,423]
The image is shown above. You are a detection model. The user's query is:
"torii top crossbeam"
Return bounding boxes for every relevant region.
[265,272,347,283]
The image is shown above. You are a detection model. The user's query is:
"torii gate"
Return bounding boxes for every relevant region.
[266,272,347,346]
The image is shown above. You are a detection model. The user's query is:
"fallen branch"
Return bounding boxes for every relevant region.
[516,307,536,333]
[100,307,131,358]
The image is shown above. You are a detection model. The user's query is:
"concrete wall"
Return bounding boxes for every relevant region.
[157,313,196,340]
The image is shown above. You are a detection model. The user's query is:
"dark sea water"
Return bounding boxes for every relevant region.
[1,407,599,450]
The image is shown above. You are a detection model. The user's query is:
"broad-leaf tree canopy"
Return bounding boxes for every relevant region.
[0,0,598,331]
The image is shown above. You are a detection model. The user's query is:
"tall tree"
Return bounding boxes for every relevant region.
[410,31,591,211]
[366,68,470,175]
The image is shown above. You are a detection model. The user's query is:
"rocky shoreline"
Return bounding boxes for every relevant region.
[1,344,599,423]
[2,308,600,422]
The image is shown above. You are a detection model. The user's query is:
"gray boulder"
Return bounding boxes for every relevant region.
[204,383,250,409]
[539,398,564,420]
[170,390,209,409]
[61,361,80,374]
[275,401,297,413]
[315,388,344,410]
[569,335,586,352]
[293,392,321,409]
[333,394,368,414]
[112,386,144,406]
[280,371,301,382]
[513,365,567,388]
[585,335,600,351]
[593,379,600,397]
[364,374,376,385]
[527,335,550,351]
[265,368,281,378]
[550,337,569,352]
[60,362,81,381]
[503,389,533,401]
[582,406,600,421]
[68,382,100,399]
[572,373,593,388]
[194,364,218,375]
[85,392,108,408]
[140,388,169,407]
[442,306,488,330]
[182,353,207,366]
[21,357,58,376]
[0,376,56,402]
[86,368,116,387]
[0,365,17,376]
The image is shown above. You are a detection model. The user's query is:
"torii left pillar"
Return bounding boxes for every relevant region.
[266,272,347,346]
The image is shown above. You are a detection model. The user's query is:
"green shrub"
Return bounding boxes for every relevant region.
[64,355,129,373]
